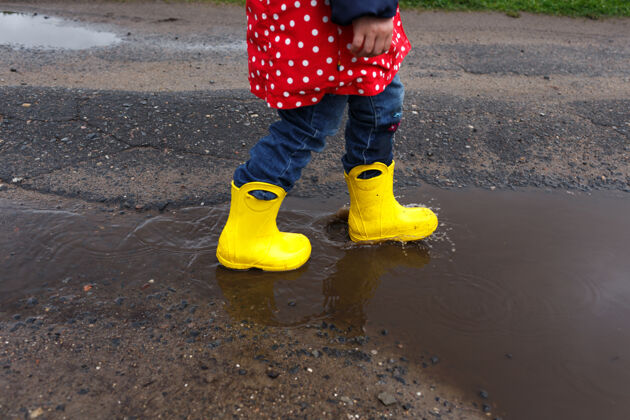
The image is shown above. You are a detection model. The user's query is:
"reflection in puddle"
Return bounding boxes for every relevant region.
[217,243,430,329]
[0,12,119,49]
[1,187,630,420]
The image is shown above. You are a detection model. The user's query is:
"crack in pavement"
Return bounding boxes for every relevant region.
[79,119,241,161]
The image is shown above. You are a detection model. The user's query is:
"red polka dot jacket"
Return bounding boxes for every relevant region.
[246,0,411,109]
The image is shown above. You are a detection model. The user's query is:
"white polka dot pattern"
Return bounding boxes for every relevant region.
[246,1,410,109]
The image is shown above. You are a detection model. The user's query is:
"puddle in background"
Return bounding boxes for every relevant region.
[0,11,120,49]
[1,187,630,420]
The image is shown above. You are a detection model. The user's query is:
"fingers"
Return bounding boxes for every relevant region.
[351,17,394,58]
[373,35,387,58]
[356,33,388,57]
[361,33,376,57]
[351,32,365,56]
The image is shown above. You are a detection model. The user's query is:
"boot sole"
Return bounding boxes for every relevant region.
[216,253,309,272]
[349,221,438,243]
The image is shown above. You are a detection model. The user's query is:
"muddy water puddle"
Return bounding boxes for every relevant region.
[1,187,630,419]
[0,11,119,49]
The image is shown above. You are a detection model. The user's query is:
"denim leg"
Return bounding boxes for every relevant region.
[234,94,348,195]
[342,74,404,174]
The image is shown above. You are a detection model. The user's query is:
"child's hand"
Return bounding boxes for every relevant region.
[351,16,393,58]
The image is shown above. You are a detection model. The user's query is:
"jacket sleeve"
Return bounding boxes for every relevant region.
[329,0,398,26]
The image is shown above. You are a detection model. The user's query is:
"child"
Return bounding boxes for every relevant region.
[217,0,438,271]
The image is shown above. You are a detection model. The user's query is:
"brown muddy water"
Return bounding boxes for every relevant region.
[1,187,630,419]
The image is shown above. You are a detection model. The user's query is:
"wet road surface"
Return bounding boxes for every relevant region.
[1,1,629,419]
[2,187,630,419]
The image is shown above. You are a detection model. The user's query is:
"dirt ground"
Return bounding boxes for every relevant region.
[0,1,629,419]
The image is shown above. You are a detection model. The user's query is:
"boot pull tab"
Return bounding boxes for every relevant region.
[348,162,390,182]
[357,169,383,179]
[248,190,278,200]
[237,181,286,211]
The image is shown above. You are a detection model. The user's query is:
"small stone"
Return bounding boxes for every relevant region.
[26,297,38,306]
[377,392,397,406]
[479,389,489,399]
[340,396,353,405]
[77,388,89,395]
[238,369,247,375]
[21,103,31,107]
[483,403,491,412]
[266,370,280,379]
[10,68,18,72]
[430,355,439,365]
[311,350,321,358]
[208,339,221,348]
[0,184,7,191]
[380,329,388,336]
[29,407,44,418]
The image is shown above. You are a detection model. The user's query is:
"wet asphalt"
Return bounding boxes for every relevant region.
[0,2,629,419]
[0,87,628,210]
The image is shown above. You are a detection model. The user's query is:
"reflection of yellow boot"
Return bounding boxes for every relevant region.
[323,243,431,329]
[216,181,311,271]
[215,266,307,326]
[345,161,438,242]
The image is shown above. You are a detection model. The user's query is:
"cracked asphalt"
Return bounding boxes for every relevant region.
[0,2,629,209]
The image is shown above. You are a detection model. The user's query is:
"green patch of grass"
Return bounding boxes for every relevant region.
[127,0,630,18]
[399,0,630,18]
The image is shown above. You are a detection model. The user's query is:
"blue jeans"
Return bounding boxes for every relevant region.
[234,74,404,196]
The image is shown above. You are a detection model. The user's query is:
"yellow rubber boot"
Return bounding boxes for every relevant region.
[345,161,438,242]
[217,181,311,271]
